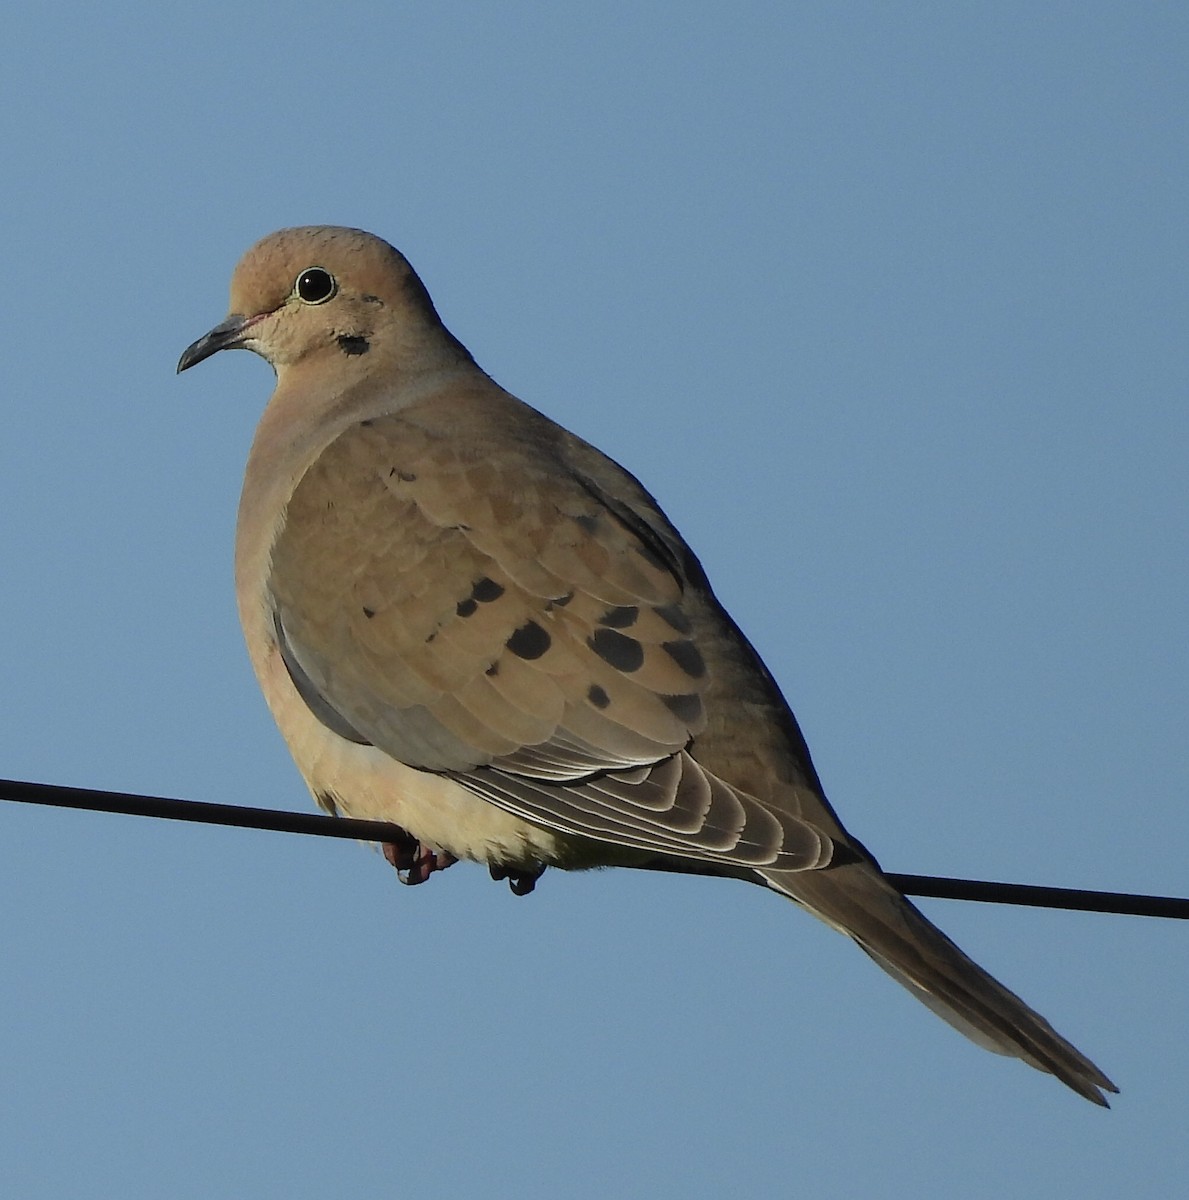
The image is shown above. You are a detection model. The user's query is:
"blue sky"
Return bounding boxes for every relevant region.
[1,3,1186,1196]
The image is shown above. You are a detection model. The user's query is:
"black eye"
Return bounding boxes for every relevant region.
[295,267,337,304]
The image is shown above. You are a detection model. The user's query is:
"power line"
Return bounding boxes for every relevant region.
[1,776,400,843]
[3,775,1185,919]
[888,872,1189,920]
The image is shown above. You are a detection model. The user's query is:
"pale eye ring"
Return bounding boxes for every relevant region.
[295,266,337,304]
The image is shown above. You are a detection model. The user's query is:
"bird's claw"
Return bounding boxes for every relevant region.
[383,831,458,885]
[489,862,546,895]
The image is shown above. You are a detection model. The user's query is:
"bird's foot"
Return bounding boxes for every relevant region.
[383,830,458,886]
[489,862,546,896]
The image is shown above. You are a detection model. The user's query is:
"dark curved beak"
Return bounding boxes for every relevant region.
[177,314,250,374]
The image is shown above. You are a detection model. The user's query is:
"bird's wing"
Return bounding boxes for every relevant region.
[266,407,835,871]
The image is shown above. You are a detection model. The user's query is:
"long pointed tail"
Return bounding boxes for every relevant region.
[761,859,1117,1106]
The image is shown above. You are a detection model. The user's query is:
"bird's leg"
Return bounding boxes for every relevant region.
[489,862,547,896]
[383,830,458,886]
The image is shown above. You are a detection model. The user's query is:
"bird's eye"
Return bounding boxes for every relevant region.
[295,267,337,304]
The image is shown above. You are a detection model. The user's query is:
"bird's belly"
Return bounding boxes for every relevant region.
[309,735,571,868]
[250,640,569,867]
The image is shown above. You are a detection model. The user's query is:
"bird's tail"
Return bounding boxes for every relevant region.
[761,859,1117,1106]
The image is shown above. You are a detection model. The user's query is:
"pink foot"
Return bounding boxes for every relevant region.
[383,830,458,886]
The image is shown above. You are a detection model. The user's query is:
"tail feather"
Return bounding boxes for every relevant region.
[761,860,1118,1106]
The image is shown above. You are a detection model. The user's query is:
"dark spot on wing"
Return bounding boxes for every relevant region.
[456,598,479,618]
[507,620,551,660]
[589,628,645,672]
[388,467,416,481]
[337,334,370,355]
[587,684,611,709]
[661,693,703,723]
[359,419,373,427]
[471,577,505,603]
[662,639,706,679]
[573,513,600,533]
[362,606,376,619]
[654,603,692,634]
[550,592,574,608]
[598,605,638,629]
[485,662,500,677]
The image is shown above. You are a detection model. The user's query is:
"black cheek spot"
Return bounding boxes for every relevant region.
[337,334,371,355]
[587,684,611,709]
[506,620,551,660]
[654,603,692,634]
[598,605,638,629]
[661,693,703,724]
[589,628,645,672]
[471,577,505,603]
[455,598,479,618]
[663,639,706,679]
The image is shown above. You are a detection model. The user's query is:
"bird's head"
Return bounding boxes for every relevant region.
[177,226,472,377]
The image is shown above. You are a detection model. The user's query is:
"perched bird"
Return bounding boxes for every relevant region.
[178,225,1115,1105]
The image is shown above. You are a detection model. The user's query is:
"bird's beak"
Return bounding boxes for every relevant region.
[177,313,253,373]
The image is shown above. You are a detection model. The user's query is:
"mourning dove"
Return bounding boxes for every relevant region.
[178,225,1116,1105]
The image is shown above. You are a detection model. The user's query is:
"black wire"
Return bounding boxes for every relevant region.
[3,776,1186,919]
[886,872,1189,920]
[0,777,400,842]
